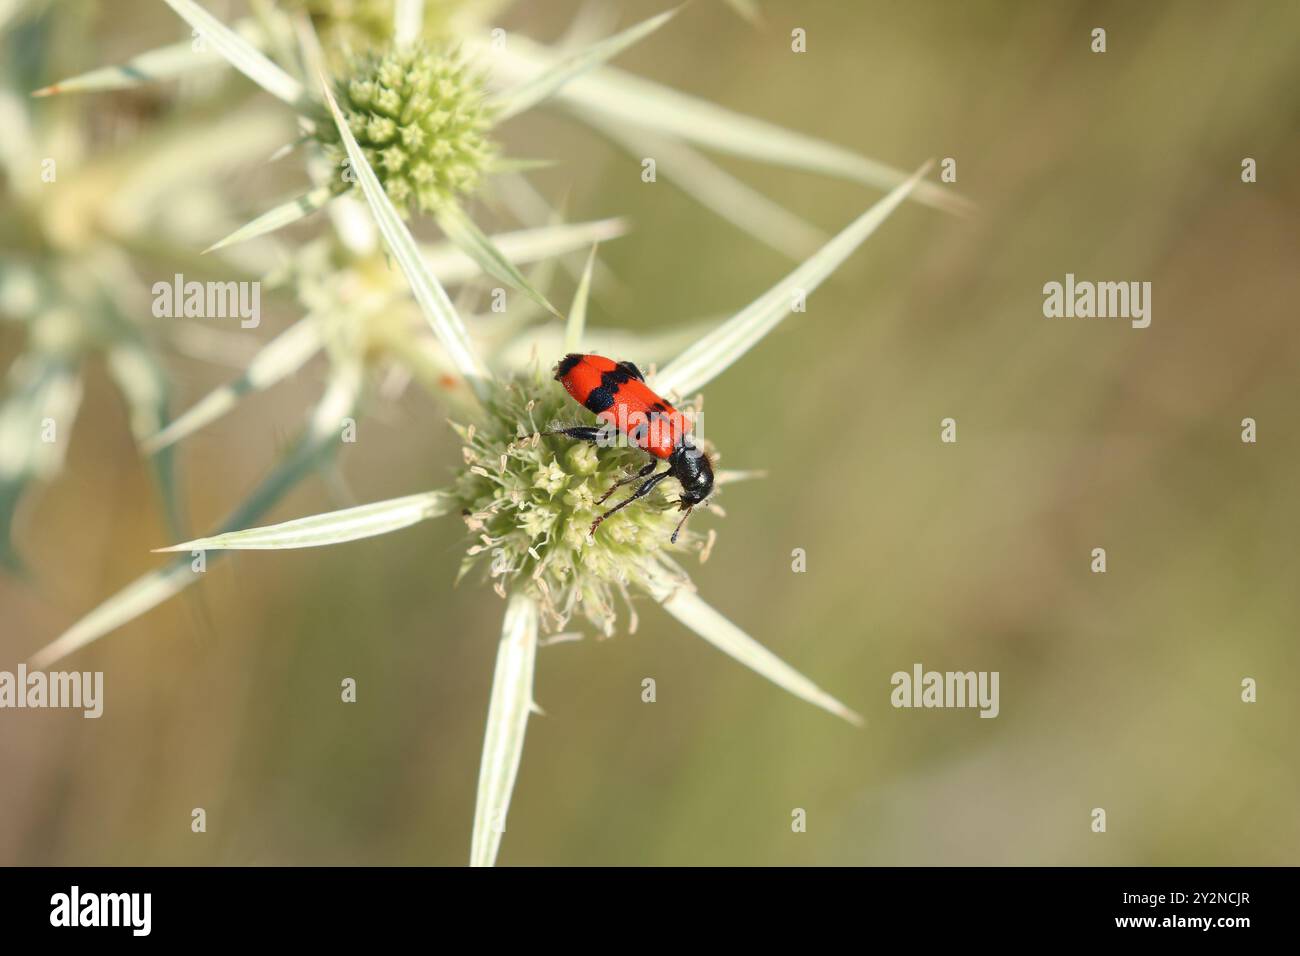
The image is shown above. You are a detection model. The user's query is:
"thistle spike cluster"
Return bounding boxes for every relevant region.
[451,368,709,636]
[317,44,496,217]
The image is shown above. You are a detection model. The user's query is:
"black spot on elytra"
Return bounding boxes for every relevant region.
[617,360,645,382]
[585,385,616,413]
[553,353,582,380]
[599,369,632,389]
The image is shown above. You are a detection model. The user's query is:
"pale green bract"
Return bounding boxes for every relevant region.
[160,0,306,107]
[563,245,599,352]
[318,68,492,400]
[155,490,453,551]
[471,593,538,868]
[652,162,932,397]
[488,6,681,122]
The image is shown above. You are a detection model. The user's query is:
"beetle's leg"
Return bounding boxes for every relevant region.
[595,460,657,505]
[542,426,605,443]
[670,506,695,544]
[589,468,673,537]
[512,425,605,452]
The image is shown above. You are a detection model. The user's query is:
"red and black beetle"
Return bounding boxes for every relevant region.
[551,353,714,541]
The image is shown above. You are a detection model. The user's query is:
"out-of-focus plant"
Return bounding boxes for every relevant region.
[40,0,687,318]
[284,0,519,55]
[32,79,931,861]
[39,0,965,260]
[0,5,293,567]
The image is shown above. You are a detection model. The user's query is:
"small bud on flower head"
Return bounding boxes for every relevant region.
[316,44,496,218]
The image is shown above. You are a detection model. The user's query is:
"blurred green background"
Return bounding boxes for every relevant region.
[2,0,1298,865]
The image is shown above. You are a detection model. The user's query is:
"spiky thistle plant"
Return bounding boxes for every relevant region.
[33,1,692,323]
[22,0,941,864]
[0,5,296,567]
[11,0,687,585]
[29,72,932,861]
[38,1,966,263]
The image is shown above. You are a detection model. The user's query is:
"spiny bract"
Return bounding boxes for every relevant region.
[317,44,495,217]
[451,369,713,636]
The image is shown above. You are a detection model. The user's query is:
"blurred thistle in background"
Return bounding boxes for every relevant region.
[1,0,1298,867]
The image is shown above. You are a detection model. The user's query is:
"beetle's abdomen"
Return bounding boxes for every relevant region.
[554,353,690,460]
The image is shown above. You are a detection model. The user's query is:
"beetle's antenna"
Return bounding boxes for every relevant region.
[670,506,694,544]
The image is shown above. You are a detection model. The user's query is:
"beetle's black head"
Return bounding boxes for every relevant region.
[669,440,714,508]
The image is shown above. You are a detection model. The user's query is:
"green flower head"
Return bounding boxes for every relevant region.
[291,0,397,46]
[318,44,496,217]
[451,368,714,636]
[288,0,455,52]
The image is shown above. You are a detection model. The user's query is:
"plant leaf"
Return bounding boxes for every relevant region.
[563,244,598,352]
[104,338,187,543]
[421,217,626,285]
[493,316,713,373]
[433,202,561,318]
[713,468,767,486]
[28,366,361,667]
[105,104,295,237]
[652,162,929,397]
[0,353,82,570]
[319,73,493,401]
[489,6,680,123]
[28,560,199,668]
[143,315,324,454]
[0,354,81,484]
[488,36,967,214]
[394,0,423,48]
[0,0,27,36]
[471,593,539,867]
[644,562,862,726]
[160,0,306,108]
[31,18,266,95]
[204,187,334,254]
[594,118,826,259]
[483,156,558,175]
[721,0,763,26]
[154,490,452,551]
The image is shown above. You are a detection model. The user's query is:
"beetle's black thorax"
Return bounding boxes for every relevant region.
[668,440,714,507]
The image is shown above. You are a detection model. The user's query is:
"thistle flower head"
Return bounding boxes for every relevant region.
[288,0,454,51]
[451,367,711,636]
[316,44,496,218]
